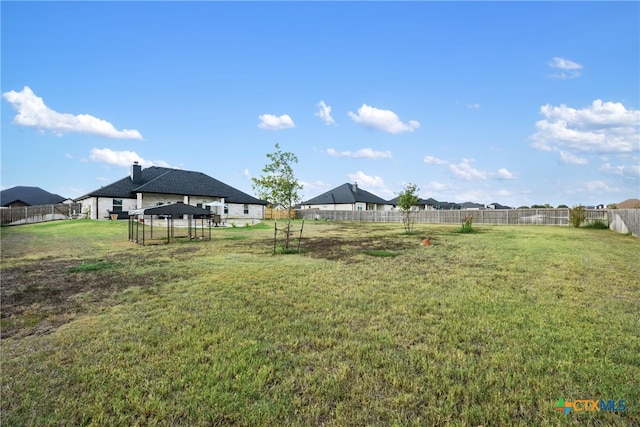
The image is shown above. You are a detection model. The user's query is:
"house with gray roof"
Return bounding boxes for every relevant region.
[387,196,462,210]
[1,186,68,207]
[299,182,391,211]
[76,162,268,220]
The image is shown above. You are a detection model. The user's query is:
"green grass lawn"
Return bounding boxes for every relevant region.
[1,219,639,426]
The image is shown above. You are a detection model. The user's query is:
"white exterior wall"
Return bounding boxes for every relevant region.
[80,197,136,219]
[81,193,265,220]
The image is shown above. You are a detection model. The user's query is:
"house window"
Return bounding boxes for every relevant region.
[243,204,249,215]
[224,205,229,214]
[112,199,123,212]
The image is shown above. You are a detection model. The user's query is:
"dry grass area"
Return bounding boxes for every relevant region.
[1,219,639,426]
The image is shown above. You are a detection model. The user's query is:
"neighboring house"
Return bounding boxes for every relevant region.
[387,196,461,210]
[387,196,435,210]
[613,199,640,209]
[299,182,391,211]
[460,202,486,210]
[1,186,67,207]
[76,162,268,220]
[487,202,513,210]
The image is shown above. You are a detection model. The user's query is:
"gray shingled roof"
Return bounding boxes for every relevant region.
[303,183,389,205]
[77,167,268,205]
[1,186,67,206]
[387,196,440,206]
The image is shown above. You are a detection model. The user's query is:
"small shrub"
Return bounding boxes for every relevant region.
[459,216,474,233]
[583,219,609,229]
[569,205,587,228]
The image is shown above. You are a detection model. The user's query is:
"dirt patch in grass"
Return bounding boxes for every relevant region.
[1,256,184,339]
[251,233,426,261]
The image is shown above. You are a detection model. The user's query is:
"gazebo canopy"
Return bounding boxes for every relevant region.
[128,203,212,245]
[128,203,211,217]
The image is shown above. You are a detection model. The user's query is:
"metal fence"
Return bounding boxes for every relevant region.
[297,208,609,226]
[1,203,83,226]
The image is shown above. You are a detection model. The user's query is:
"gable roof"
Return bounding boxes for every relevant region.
[77,166,268,205]
[303,183,389,205]
[1,186,67,207]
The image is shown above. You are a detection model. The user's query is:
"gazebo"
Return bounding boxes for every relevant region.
[128,203,213,245]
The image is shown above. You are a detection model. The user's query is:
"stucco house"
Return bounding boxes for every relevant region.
[299,182,392,211]
[76,162,268,220]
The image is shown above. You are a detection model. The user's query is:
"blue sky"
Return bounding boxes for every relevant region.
[2,1,639,208]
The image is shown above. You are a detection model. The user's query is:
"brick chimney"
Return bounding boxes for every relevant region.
[131,161,142,184]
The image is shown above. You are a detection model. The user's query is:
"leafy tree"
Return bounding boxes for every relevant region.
[557,204,569,209]
[397,183,419,234]
[252,143,303,251]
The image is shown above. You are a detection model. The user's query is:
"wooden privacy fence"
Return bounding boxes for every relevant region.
[607,209,640,237]
[297,208,610,226]
[1,203,83,226]
[265,208,296,220]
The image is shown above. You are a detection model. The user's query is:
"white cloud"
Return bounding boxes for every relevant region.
[426,181,452,191]
[585,180,620,193]
[316,100,335,125]
[423,156,448,165]
[549,57,583,79]
[243,168,251,179]
[600,162,640,183]
[530,100,640,160]
[348,104,420,134]
[467,103,481,109]
[495,168,515,180]
[89,148,170,168]
[449,159,488,180]
[2,86,143,140]
[347,171,385,188]
[327,148,391,159]
[559,150,588,165]
[425,156,513,180]
[300,180,332,200]
[257,113,295,130]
